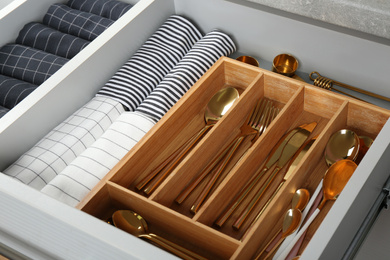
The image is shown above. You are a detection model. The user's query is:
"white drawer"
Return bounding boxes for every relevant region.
[1,0,390,259]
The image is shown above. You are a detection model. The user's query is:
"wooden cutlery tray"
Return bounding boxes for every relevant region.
[79,57,390,259]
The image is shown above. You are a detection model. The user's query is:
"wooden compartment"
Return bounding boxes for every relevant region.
[80,57,390,259]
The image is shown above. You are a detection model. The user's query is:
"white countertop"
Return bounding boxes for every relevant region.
[238,0,390,40]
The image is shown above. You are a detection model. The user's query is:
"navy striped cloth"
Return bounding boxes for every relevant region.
[43,4,114,41]
[97,15,203,111]
[15,22,90,59]
[0,44,68,85]
[136,29,237,122]
[0,105,9,118]
[0,74,38,109]
[67,0,133,21]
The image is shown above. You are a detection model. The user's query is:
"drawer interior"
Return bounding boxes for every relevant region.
[80,57,390,259]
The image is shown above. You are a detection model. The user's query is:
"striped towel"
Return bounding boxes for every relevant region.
[0,74,38,109]
[0,105,9,118]
[96,14,203,111]
[3,96,125,190]
[136,29,237,121]
[40,29,236,207]
[43,4,114,41]
[41,111,155,206]
[0,44,68,85]
[16,22,90,59]
[67,0,133,21]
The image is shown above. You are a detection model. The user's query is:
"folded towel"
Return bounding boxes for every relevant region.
[41,111,155,206]
[0,44,68,85]
[0,105,9,118]
[16,22,90,59]
[136,29,237,121]
[67,0,133,21]
[0,74,38,109]
[3,96,125,189]
[43,3,114,41]
[97,14,203,111]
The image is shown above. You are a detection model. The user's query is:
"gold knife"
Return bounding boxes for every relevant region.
[242,135,318,237]
[214,123,308,228]
[232,122,317,229]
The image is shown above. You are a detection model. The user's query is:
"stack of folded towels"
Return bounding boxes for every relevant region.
[0,0,133,118]
[2,12,237,207]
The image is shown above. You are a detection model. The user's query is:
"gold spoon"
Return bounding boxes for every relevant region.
[324,129,360,167]
[136,87,240,194]
[255,209,302,260]
[112,210,206,260]
[254,189,309,257]
[275,159,357,260]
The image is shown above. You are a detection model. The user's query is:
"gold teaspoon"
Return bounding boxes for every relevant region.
[112,210,206,260]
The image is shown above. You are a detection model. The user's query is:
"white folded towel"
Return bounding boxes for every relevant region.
[3,96,124,189]
[41,111,155,206]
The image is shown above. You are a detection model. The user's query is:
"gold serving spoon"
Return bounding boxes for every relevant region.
[324,129,360,167]
[136,87,240,195]
[112,210,206,260]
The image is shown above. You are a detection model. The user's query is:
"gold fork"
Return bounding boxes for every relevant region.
[174,98,278,213]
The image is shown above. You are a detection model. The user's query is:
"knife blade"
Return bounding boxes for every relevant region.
[232,122,317,229]
[214,123,308,227]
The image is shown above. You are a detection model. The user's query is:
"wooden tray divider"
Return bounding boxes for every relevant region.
[148,72,266,202]
[231,101,350,259]
[105,181,240,259]
[192,87,306,223]
[106,58,261,189]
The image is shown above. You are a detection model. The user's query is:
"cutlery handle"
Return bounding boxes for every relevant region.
[191,135,245,214]
[140,233,205,260]
[233,166,281,230]
[275,209,320,260]
[141,124,214,195]
[264,236,287,260]
[254,230,282,260]
[175,137,237,204]
[214,167,268,227]
[242,180,284,240]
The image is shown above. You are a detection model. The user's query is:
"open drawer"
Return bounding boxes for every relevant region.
[80,57,390,259]
[1,0,390,259]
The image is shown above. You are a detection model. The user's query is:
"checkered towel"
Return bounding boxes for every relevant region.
[67,0,133,21]
[3,96,125,189]
[0,74,38,109]
[0,44,68,85]
[16,22,90,59]
[41,111,155,206]
[43,4,114,41]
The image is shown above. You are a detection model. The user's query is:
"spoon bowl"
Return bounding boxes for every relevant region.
[319,159,358,209]
[112,210,206,260]
[292,189,310,211]
[262,209,302,259]
[324,129,360,167]
[204,86,240,123]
